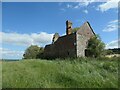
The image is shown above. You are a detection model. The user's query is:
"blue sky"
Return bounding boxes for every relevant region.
[1,1,119,59]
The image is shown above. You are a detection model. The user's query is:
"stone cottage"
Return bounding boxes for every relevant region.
[44,20,95,58]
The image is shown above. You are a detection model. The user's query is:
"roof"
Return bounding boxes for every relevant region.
[86,21,96,35]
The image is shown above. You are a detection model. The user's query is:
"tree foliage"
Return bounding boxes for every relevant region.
[86,35,105,58]
[23,45,44,59]
[72,27,80,33]
[104,49,113,55]
[36,47,44,59]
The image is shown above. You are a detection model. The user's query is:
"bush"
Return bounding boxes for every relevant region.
[23,45,44,59]
[36,47,44,59]
[72,27,80,33]
[86,35,105,58]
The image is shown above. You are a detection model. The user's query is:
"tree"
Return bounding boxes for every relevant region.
[23,45,44,59]
[104,49,113,55]
[36,47,44,59]
[86,35,105,58]
[72,27,80,33]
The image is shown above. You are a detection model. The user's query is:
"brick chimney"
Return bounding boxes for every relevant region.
[66,20,72,35]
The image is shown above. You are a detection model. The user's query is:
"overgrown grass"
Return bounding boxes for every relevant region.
[0,61,2,89]
[2,57,118,88]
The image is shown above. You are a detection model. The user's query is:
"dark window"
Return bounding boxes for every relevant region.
[67,51,69,56]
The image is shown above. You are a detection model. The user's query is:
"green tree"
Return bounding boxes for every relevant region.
[23,45,44,59]
[104,49,113,55]
[86,35,105,58]
[36,47,44,59]
[72,27,80,33]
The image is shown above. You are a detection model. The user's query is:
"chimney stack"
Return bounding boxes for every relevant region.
[66,20,72,35]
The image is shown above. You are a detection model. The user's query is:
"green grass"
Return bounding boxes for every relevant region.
[2,57,118,88]
[0,61,2,89]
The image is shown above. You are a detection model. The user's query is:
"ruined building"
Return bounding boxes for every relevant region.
[44,20,95,58]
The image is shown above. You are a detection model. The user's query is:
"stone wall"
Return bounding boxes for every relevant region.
[77,22,95,40]
[44,33,76,58]
[44,44,55,58]
[76,34,87,57]
[66,20,72,35]
[76,22,95,57]
[44,21,95,58]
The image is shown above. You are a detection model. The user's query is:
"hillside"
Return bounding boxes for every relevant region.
[2,57,118,88]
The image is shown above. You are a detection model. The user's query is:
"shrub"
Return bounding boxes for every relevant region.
[23,45,44,59]
[86,35,105,58]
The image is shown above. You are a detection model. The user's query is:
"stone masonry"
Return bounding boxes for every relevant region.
[44,20,95,58]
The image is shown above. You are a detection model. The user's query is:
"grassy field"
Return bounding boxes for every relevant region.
[2,57,118,88]
[0,61,2,89]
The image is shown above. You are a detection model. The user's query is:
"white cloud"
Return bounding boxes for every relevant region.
[0,32,54,46]
[60,1,95,11]
[67,4,73,8]
[0,48,24,59]
[59,0,119,12]
[97,0,119,12]
[78,0,94,6]
[102,20,118,32]
[74,3,82,9]
[64,1,95,10]
[106,39,120,49]
[74,0,95,9]
[83,9,88,14]
[61,33,66,36]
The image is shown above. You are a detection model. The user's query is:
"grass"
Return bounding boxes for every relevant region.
[2,57,118,88]
[0,61,2,89]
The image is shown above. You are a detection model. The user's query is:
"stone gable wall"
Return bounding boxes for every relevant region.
[77,22,94,40]
[76,22,95,57]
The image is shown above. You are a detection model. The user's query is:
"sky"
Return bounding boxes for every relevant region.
[1,0,119,59]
